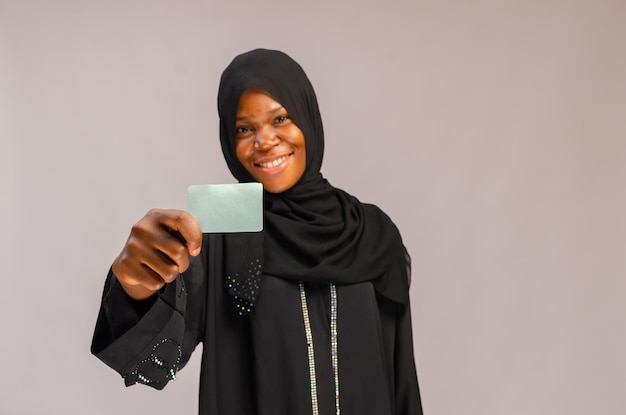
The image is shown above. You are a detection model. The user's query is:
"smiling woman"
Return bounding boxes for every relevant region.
[91,48,423,415]
[234,88,307,193]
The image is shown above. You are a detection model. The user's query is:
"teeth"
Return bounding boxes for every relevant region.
[258,155,288,168]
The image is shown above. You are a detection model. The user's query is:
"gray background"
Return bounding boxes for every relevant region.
[1,0,625,414]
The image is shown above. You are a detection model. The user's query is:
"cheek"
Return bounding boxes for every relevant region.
[294,134,307,176]
[296,151,307,177]
[235,140,247,165]
[235,140,257,178]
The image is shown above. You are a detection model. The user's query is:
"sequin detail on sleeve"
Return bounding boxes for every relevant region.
[127,339,182,386]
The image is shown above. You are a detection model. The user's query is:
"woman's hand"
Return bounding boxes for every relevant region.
[112,209,202,300]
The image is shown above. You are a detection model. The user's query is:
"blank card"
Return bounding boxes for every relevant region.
[187,183,263,233]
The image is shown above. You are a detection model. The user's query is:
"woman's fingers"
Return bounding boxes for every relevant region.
[148,209,203,257]
[112,209,203,300]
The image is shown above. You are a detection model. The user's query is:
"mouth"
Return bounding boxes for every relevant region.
[254,153,293,169]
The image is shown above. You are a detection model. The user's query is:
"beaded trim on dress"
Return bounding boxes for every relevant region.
[299,282,340,415]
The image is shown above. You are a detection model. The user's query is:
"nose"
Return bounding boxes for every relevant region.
[254,126,279,150]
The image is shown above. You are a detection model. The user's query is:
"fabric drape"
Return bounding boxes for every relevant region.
[218,49,411,311]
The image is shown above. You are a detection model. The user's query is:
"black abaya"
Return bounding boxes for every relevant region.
[91,49,423,414]
[92,233,423,415]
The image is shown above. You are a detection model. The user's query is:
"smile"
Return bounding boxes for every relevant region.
[255,154,292,168]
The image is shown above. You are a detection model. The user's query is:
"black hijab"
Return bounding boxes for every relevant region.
[217,49,410,314]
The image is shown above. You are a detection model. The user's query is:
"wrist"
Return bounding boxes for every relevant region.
[111,260,158,301]
[118,280,158,301]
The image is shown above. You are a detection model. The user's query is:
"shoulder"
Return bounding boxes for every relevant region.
[333,187,403,236]
[361,202,388,217]
[362,202,400,230]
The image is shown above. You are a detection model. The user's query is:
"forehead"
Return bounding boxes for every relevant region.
[236,88,285,115]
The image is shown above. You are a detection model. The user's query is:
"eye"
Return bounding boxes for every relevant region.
[274,115,290,124]
[236,125,252,135]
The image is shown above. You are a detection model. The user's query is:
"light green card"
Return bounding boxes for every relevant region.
[187,183,263,233]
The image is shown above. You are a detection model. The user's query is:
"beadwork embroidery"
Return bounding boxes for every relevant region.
[227,258,262,316]
[129,338,182,386]
[299,282,340,415]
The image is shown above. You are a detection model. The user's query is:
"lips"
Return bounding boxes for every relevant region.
[254,153,292,169]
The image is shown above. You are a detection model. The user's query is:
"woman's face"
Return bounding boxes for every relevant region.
[235,88,306,193]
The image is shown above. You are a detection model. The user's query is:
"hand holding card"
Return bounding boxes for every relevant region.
[187,183,263,233]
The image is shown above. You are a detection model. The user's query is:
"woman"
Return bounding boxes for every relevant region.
[92,48,423,415]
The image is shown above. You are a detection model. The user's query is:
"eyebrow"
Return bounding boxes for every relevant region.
[236,106,285,121]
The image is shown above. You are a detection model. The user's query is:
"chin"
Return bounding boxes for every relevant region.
[264,185,289,194]
[262,180,296,194]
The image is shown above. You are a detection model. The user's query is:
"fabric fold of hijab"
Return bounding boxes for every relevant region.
[217,49,410,314]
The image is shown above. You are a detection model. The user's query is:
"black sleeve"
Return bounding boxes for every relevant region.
[90,250,206,390]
